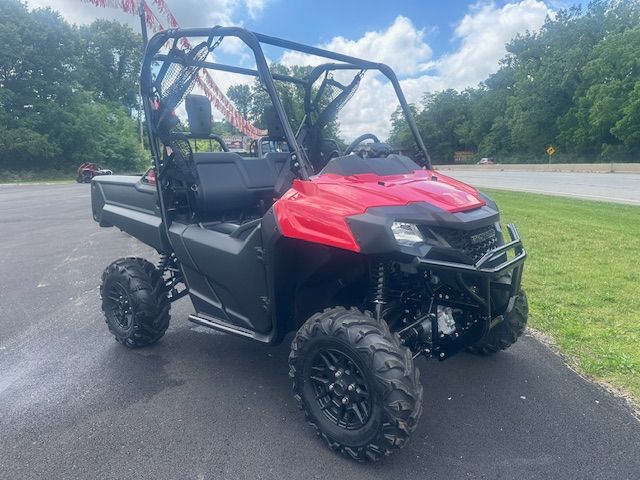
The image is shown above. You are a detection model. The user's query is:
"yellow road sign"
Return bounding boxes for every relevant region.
[546,145,556,156]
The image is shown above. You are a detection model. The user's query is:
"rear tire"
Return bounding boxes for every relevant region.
[467,290,528,355]
[289,307,423,461]
[100,257,170,348]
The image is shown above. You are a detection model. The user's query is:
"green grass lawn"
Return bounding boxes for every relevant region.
[487,189,640,400]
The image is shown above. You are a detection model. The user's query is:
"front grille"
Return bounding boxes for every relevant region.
[426,224,499,262]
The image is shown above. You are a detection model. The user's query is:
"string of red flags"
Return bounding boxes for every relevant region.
[80,0,267,138]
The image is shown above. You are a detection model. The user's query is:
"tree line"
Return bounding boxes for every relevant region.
[0,0,145,176]
[1,0,639,177]
[389,0,640,164]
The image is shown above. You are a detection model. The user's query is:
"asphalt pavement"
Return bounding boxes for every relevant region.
[441,170,640,205]
[1,183,639,480]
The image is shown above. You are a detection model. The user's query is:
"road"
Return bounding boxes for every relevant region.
[441,170,640,205]
[1,183,639,480]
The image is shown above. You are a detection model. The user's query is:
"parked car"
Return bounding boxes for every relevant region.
[76,163,112,183]
[477,157,495,165]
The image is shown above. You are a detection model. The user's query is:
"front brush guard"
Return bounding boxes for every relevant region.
[415,224,526,358]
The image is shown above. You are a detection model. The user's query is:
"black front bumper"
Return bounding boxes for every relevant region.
[416,224,526,319]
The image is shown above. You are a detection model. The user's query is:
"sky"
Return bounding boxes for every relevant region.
[26,0,568,138]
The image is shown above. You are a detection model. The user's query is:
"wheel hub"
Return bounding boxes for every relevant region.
[106,283,133,330]
[308,349,372,430]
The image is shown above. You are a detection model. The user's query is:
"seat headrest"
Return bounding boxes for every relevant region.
[263,105,285,138]
[186,94,211,137]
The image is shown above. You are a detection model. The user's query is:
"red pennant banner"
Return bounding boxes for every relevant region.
[81,0,267,138]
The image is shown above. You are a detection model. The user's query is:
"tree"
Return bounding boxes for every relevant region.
[387,0,640,163]
[559,23,640,159]
[0,128,60,170]
[0,0,145,174]
[51,101,145,171]
[78,20,143,112]
[227,84,251,119]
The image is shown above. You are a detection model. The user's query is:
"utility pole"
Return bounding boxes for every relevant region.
[137,0,148,147]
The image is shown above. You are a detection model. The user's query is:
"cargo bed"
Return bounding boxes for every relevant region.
[91,175,166,252]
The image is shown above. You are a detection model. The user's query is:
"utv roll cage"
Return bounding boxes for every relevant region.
[95,26,529,460]
[140,26,433,182]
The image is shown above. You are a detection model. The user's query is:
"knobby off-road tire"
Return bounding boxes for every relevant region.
[100,257,170,348]
[467,290,528,355]
[289,307,423,461]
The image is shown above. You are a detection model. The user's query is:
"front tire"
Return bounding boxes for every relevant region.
[289,307,423,461]
[100,257,170,348]
[467,290,528,355]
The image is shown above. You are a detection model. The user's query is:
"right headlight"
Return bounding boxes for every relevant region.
[391,222,425,246]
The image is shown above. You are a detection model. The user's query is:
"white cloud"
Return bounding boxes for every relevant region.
[280,2,552,141]
[25,0,268,28]
[281,16,432,76]
[245,0,265,19]
[437,0,552,89]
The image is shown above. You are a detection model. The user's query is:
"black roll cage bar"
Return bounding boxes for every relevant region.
[140,26,433,245]
[141,26,432,177]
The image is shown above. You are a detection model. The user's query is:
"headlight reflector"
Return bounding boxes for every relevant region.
[391,222,424,246]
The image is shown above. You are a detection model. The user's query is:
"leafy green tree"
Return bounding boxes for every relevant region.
[559,23,640,159]
[0,0,145,174]
[0,128,60,170]
[227,84,252,118]
[78,20,143,112]
[388,0,640,164]
[53,101,145,171]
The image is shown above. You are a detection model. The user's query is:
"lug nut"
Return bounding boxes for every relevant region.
[341,397,349,405]
[348,384,355,392]
[328,383,334,391]
[335,370,342,378]
[439,353,445,358]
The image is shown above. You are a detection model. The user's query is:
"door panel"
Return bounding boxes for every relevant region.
[169,222,271,333]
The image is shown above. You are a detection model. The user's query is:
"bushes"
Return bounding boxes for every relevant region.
[388,1,640,164]
[0,1,145,177]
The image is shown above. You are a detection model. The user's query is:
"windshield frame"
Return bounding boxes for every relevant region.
[140,26,433,180]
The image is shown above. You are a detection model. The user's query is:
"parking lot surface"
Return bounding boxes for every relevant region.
[1,184,639,479]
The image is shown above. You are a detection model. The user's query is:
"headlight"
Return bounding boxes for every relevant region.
[391,222,424,246]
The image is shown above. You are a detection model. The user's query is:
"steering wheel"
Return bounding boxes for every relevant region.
[344,133,380,155]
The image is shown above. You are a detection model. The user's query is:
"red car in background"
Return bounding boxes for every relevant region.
[76,163,112,183]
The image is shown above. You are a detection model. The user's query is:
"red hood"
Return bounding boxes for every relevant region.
[294,170,485,213]
[274,170,485,252]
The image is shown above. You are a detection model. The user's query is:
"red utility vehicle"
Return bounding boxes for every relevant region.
[90,27,527,461]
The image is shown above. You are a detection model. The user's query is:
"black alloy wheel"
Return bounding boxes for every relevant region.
[309,348,372,430]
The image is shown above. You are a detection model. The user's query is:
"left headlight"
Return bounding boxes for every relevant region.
[391,222,425,246]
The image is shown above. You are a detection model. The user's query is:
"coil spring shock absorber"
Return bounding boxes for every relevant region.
[157,253,171,272]
[371,260,387,321]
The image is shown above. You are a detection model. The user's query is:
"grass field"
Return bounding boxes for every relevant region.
[487,189,640,400]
